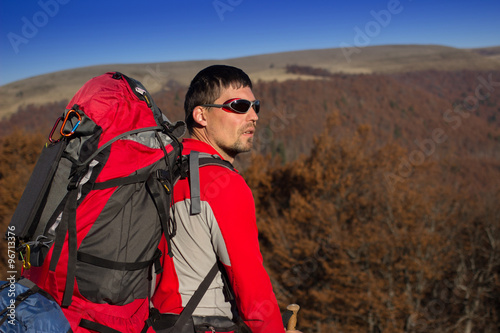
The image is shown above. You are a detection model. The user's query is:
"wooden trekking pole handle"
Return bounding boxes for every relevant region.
[286,303,300,330]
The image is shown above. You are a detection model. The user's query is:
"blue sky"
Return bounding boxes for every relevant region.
[1,0,499,86]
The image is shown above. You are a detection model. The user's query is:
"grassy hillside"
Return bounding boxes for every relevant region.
[1,44,499,121]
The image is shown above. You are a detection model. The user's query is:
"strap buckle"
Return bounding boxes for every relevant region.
[155,169,171,193]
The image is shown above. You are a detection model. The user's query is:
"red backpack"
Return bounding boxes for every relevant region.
[10,72,185,332]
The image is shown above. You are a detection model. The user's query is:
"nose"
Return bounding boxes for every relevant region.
[247,105,259,122]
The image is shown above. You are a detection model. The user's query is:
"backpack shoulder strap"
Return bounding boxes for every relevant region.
[187,152,235,215]
[144,262,219,333]
[197,152,235,170]
[189,151,201,215]
[170,262,219,331]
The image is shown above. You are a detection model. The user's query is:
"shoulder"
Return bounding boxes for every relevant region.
[199,164,252,203]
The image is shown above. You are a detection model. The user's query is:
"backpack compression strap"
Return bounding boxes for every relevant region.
[48,170,82,307]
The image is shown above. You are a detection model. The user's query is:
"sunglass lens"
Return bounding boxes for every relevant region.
[231,99,252,113]
[253,100,260,113]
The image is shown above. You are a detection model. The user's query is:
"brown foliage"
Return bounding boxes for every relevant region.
[0,130,45,279]
[244,122,499,332]
[0,100,68,136]
[1,70,499,331]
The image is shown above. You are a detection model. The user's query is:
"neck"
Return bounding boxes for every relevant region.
[190,130,235,163]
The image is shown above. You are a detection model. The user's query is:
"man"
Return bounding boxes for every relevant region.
[151,65,301,332]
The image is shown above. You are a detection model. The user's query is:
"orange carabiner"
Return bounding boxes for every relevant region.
[60,109,82,137]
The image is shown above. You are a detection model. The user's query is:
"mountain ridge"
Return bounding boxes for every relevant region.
[1,44,500,120]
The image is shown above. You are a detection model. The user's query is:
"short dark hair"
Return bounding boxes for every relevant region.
[184,65,253,133]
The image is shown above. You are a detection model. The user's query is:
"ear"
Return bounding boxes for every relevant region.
[192,106,208,127]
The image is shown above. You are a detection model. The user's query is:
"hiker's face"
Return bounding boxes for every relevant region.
[203,86,258,161]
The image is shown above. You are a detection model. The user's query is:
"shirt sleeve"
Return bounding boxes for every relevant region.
[203,169,284,333]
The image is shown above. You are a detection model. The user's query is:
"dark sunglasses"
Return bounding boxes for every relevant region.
[201,98,260,114]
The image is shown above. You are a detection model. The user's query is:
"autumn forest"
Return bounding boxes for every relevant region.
[1,68,499,332]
